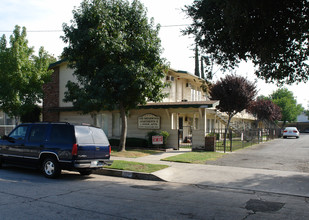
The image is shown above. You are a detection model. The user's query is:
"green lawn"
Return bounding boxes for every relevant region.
[161,152,225,164]
[104,160,169,173]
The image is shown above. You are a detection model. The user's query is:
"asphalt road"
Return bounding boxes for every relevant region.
[207,133,309,173]
[0,168,309,220]
[1,135,309,219]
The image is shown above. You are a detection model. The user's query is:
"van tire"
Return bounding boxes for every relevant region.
[42,157,61,178]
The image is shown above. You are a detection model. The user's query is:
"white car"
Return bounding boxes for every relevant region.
[282,127,300,139]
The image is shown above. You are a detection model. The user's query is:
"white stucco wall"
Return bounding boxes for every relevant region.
[59,65,77,107]
[60,111,94,125]
[297,113,309,122]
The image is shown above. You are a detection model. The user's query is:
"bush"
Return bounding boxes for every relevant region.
[207,132,219,140]
[146,131,159,146]
[146,130,170,147]
[109,137,148,150]
[159,131,170,146]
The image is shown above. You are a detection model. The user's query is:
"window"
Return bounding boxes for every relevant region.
[89,127,109,145]
[29,125,47,142]
[191,88,195,101]
[9,125,29,140]
[206,119,211,133]
[96,114,109,136]
[75,126,94,144]
[112,113,121,137]
[50,124,74,144]
[75,126,109,145]
[0,111,4,125]
[197,90,201,101]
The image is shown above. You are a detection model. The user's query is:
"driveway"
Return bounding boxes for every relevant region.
[207,133,309,173]
[149,134,309,197]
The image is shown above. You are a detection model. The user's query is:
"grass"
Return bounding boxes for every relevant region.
[161,152,225,164]
[104,160,169,173]
[111,149,162,158]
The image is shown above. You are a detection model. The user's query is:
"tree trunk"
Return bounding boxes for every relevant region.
[119,104,127,152]
[223,115,232,153]
[281,120,286,129]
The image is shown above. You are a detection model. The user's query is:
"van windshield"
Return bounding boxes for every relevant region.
[75,126,109,145]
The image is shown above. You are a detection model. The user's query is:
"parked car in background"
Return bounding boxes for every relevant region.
[0,122,112,178]
[282,127,300,139]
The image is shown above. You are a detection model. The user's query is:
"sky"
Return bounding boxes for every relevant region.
[0,0,308,109]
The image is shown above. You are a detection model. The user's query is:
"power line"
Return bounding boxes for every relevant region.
[0,24,190,33]
[161,24,189,27]
[0,30,62,33]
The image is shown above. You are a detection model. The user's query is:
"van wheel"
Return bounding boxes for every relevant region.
[79,170,93,176]
[42,157,61,178]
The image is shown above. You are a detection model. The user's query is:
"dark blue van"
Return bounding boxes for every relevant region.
[0,122,112,178]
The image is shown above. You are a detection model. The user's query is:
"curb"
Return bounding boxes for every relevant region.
[94,168,166,182]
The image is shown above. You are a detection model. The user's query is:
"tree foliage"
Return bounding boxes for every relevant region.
[184,0,309,84]
[248,99,281,122]
[61,0,167,151]
[270,88,304,126]
[0,25,55,120]
[210,75,257,118]
[210,74,257,152]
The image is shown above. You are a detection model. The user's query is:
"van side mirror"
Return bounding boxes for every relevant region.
[2,135,15,143]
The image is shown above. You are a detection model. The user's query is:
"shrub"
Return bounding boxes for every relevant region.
[159,130,170,146]
[207,132,219,140]
[146,131,159,146]
[109,137,148,150]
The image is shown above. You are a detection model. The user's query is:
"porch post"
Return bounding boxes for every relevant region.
[192,108,207,150]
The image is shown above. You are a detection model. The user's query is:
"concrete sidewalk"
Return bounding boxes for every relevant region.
[109,149,309,198]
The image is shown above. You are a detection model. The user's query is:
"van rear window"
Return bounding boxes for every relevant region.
[89,127,109,145]
[75,126,109,145]
[50,124,74,144]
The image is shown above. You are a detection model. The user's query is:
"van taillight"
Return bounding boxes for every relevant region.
[109,145,111,154]
[72,144,78,156]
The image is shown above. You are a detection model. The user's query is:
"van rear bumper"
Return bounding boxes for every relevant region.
[74,159,113,168]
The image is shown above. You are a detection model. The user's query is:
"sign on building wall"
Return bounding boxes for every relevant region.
[152,136,163,145]
[138,114,160,129]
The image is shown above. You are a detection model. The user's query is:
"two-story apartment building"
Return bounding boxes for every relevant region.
[43,60,256,149]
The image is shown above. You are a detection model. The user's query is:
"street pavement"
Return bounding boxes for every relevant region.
[110,139,309,198]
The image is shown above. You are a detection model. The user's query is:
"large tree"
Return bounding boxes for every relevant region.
[184,0,309,84]
[62,0,167,151]
[210,74,257,152]
[270,88,304,127]
[248,99,282,127]
[0,25,55,122]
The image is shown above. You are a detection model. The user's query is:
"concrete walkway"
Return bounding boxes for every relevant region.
[110,149,309,198]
